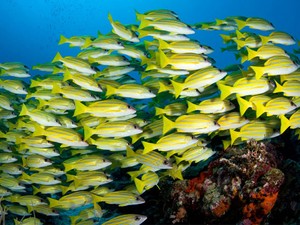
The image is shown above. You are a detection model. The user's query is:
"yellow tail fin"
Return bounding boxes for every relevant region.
[106,85,117,97]
[187,101,199,113]
[250,66,265,80]
[229,129,240,145]
[59,35,68,45]
[52,52,63,63]
[19,104,29,117]
[236,95,252,116]
[234,19,246,30]
[217,82,232,100]
[159,50,170,68]
[171,80,184,98]
[134,177,145,194]
[280,115,290,134]
[73,101,88,117]
[155,107,165,116]
[142,141,156,154]
[273,80,283,93]
[246,47,257,61]
[162,116,176,134]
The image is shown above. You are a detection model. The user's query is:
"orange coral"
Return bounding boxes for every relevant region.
[242,189,279,224]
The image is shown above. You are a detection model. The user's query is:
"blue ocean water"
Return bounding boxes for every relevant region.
[1,0,299,70]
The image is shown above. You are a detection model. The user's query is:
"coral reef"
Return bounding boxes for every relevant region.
[166,140,285,224]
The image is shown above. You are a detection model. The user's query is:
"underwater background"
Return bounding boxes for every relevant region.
[1,0,300,70]
[1,0,300,225]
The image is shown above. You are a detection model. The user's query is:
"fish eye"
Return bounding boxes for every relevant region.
[135,216,141,221]
[163,159,169,165]
[133,125,138,129]
[127,104,131,109]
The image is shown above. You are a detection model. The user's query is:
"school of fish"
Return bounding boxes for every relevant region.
[0,9,300,225]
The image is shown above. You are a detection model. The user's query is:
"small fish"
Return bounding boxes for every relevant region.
[108,13,139,42]
[251,55,298,80]
[230,121,280,144]
[88,137,130,151]
[20,172,61,185]
[48,191,94,210]
[22,154,52,168]
[63,69,102,92]
[134,171,159,194]
[273,80,300,96]
[246,45,289,61]
[259,31,296,45]
[218,77,274,100]
[63,154,111,172]
[19,104,61,127]
[7,205,31,216]
[33,124,88,147]
[32,184,63,195]
[106,83,156,99]
[102,214,147,225]
[84,121,142,140]
[217,112,250,130]
[0,175,26,191]
[52,84,100,102]
[52,52,96,75]
[73,99,136,117]
[139,18,194,35]
[14,217,43,225]
[127,147,172,169]
[174,146,215,164]
[93,190,145,206]
[155,102,187,116]
[0,79,27,94]
[163,114,219,134]
[159,50,211,71]
[142,133,198,154]
[255,97,297,117]
[280,109,300,133]
[187,98,235,114]
[27,204,59,216]
[235,17,274,31]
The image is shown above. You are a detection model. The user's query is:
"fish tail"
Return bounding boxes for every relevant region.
[20,172,31,182]
[30,79,40,88]
[174,155,183,165]
[142,141,156,154]
[108,12,113,23]
[235,30,245,39]
[52,83,61,94]
[187,101,199,113]
[222,139,231,150]
[73,101,87,117]
[32,122,45,137]
[273,80,283,93]
[253,102,265,118]
[234,19,246,30]
[70,216,79,225]
[134,177,145,194]
[158,39,169,50]
[61,185,70,195]
[66,174,75,182]
[135,10,143,21]
[241,54,248,63]
[19,104,29,117]
[81,37,92,49]
[48,197,59,208]
[126,146,136,157]
[162,116,175,134]
[159,50,170,68]
[229,129,240,145]
[139,18,151,29]
[106,85,117,97]
[250,66,265,80]
[280,115,290,134]
[215,18,224,26]
[131,134,141,144]
[91,194,103,203]
[37,98,48,109]
[63,69,73,82]
[127,170,142,180]
[32,185,40,195]
[220,34,231,44]
[158,81,170,93]
[59,35,68,45]
[83,125,94,141]
[217,82,232,100]
[22,156,27,167]
[246,47,257,61]
[236,95,252,116]
[155,107,165,116]
[171,80,184,98]
[52,66,61,74]
[234,39,245,50]
[63,162,74,173]
[52,52,63,63]
[259,35,269,45]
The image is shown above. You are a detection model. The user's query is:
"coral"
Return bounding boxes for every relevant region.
[165,140,285,224]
